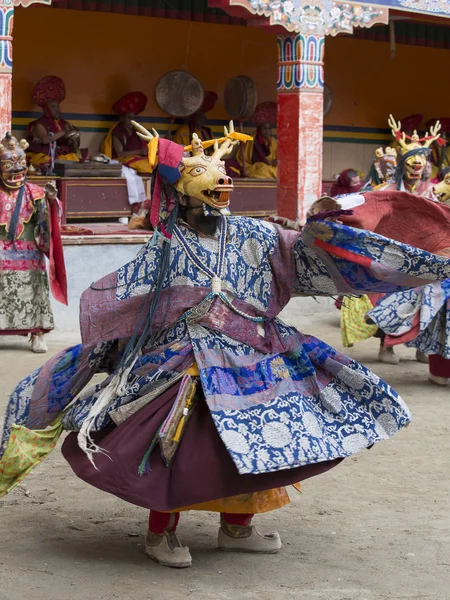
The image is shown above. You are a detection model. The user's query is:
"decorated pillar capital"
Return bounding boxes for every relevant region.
[277,33,324,93]
[0,1,52,6]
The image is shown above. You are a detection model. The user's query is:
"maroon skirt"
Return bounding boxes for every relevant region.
[62,383,342,511]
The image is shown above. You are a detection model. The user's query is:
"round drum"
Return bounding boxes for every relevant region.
[224,76,257,121]
[155,70,204,118]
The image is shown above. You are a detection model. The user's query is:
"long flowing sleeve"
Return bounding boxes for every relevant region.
[291,219,450,297]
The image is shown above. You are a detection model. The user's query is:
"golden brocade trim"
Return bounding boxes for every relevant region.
[0,191,45,235]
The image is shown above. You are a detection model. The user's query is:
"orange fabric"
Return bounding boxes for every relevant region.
[175,487,291,514]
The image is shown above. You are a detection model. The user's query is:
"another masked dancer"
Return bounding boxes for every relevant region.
[3,121,450,569]
[238,102,278,179]
[26,76,86,172]
[101,92,151,173]
[0,134,67,353]
[339,115,445,364]
[361,147,397,191]
[173,92,218,148]
[366,175,450,386]
[378,115,445,198]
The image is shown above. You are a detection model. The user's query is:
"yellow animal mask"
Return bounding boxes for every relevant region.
[388,115,442,183]
[132,120,251,218]
[433,171,450,204]
[176,132,235,212]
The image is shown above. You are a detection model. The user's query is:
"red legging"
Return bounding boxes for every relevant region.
[148,510,254,535]
[429,354,450,378]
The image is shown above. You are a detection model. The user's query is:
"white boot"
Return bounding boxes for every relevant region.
[378,346,399,365]
[145,531,192,568]
[428,374,449,387]
[218,525,282,554]
[416,350,429,364]
[31,334,48,354]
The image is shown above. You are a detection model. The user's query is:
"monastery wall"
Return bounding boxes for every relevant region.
[12,8,448,181]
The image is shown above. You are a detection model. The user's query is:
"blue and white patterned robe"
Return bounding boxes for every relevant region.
[2,216,450,477]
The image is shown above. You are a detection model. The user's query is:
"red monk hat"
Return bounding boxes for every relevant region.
[200,91,218,113]
[399,113,423,132]
[251,101,277,127]
[113,92,148,116]
[425,117,450,134]
[32,75,66,107]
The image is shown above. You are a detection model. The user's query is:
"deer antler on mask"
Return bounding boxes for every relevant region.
[131,120,251,226]
[388,114,446,185]
[182,120,252,154]
[389,114,445,155]
[423,120,442,148]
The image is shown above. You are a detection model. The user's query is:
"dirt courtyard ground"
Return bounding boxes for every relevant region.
[0,313,449,600]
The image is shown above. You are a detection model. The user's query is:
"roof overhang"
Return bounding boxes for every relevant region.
[10,0,52,5]
[210,0,450,36]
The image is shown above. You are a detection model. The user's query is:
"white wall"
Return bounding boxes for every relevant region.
[322,141,379,180]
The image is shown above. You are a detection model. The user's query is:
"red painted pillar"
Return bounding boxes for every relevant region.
[277,34,324,223]
[0,2,14,134]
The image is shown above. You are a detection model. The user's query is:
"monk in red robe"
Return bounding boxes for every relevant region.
[27,76,83,171]
[101,92,151,173]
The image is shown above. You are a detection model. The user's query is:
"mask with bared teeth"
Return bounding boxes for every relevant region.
[0,133,29,191]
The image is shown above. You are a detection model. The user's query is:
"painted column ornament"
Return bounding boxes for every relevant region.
[0,1,14,133]
[277,33,324,222]
[0,1,51,132]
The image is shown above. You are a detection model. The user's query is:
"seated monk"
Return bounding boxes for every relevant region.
[331,169,363,196]
[27,76,83,170]
[173,91,217,148]
[239,102,277,179]
[101,92,151,173]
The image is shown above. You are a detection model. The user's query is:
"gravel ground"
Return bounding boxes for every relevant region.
[0,313,449,600]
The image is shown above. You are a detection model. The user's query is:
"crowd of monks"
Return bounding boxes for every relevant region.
[25,76,278,180]
[26,77,449,190]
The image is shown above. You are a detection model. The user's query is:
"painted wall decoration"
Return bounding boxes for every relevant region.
[8,1,52,5]
[228,0,450,34]
[391,0,450,16]
[229,0,388,35]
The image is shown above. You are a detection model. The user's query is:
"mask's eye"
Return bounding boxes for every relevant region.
[217,165,227,175]
[20,158,27,167]
[2,162,12,170]
[189,166,207,176]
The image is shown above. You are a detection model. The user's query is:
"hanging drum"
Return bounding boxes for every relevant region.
[224,75,257,122]
[155,70,204,118]
[324,84,333,118]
